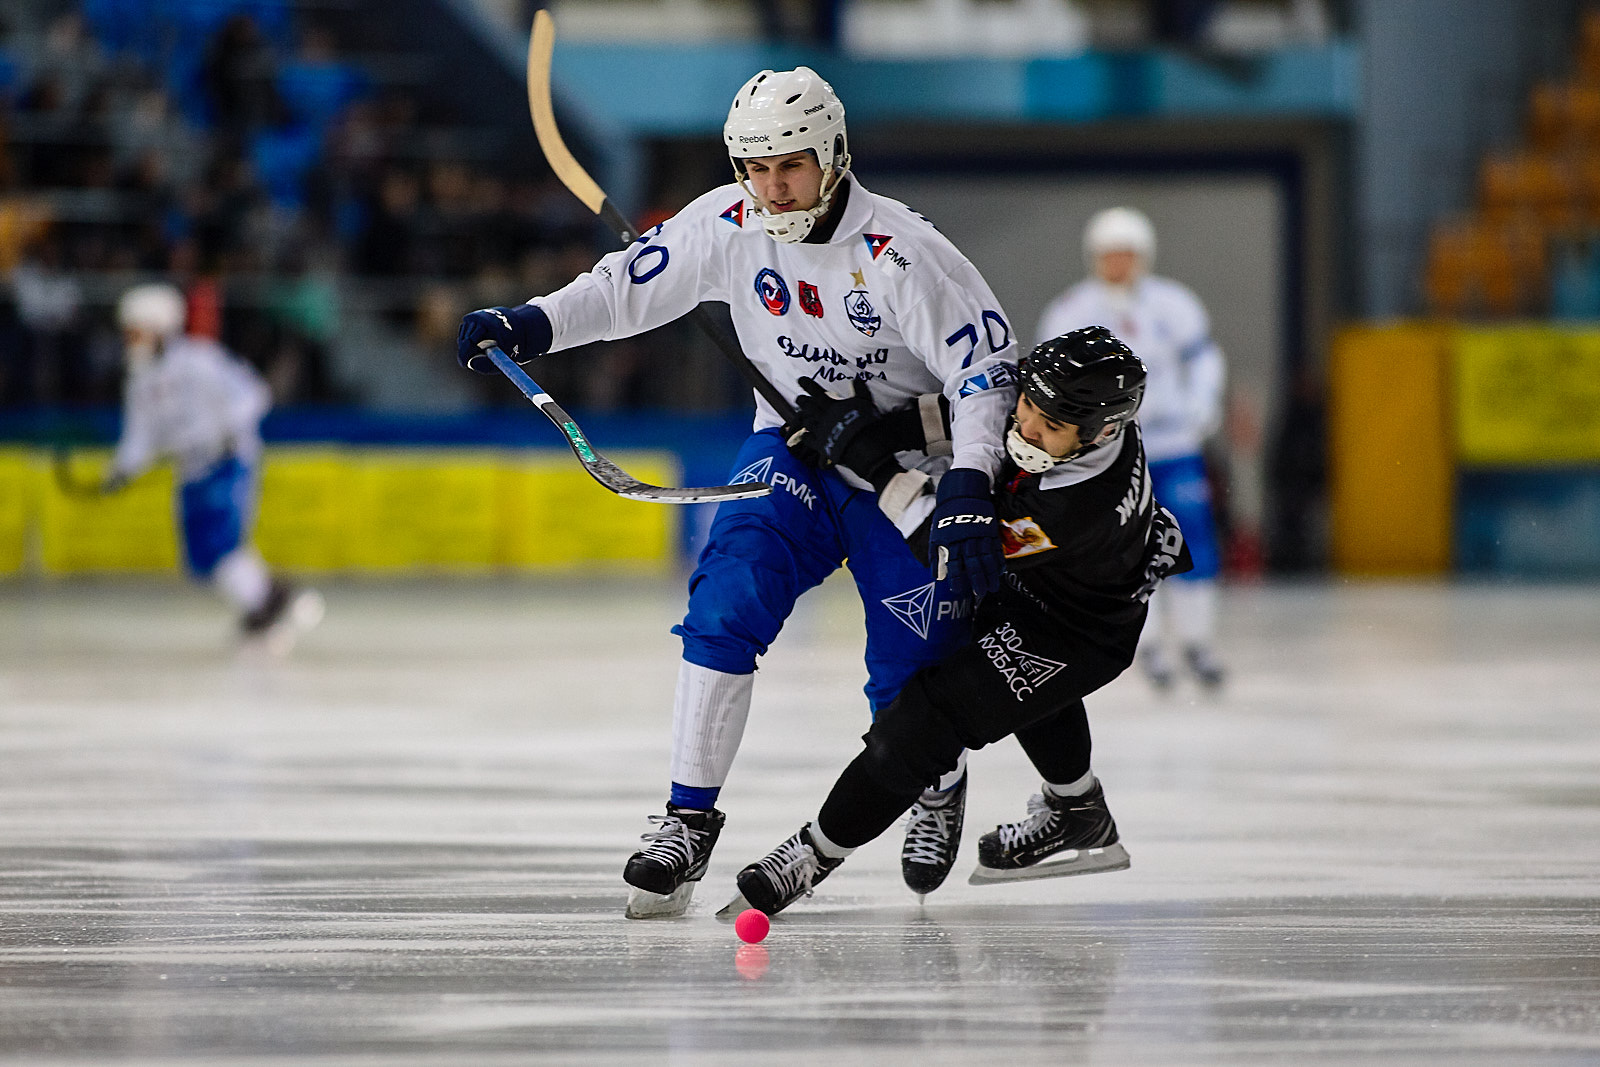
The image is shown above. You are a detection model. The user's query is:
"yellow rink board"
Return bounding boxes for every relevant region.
[1454,327,1600,464]
[1329,323,1453,575]
[0,448,36,574]
[5,448,679,575]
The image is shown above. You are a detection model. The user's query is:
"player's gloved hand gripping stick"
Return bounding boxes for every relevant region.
[480,344,770,504]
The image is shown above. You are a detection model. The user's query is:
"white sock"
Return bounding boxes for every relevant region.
[806,819,854,861]
[1167,578,1218,649]
[1140,584,1170,657]
[1044,769,1096,799]
[930,750,969,794]
[212,546,271,613]
[669,661,755,791]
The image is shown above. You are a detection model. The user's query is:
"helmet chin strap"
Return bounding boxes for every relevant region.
[738,166,843,244]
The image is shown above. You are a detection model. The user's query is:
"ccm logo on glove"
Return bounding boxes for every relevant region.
[936,514,995,528]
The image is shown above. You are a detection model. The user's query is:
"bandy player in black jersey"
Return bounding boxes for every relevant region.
[725,326,1193,916]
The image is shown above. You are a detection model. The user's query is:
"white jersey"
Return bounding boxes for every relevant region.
[1036,275,1225,462]
[531,174,1018,482]
[112,336,271,484]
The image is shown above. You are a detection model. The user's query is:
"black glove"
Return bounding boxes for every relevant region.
[456,303,553,372]
[785,378,907,487]
[927,467,1003,601]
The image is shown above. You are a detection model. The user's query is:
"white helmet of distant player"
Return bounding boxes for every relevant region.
[724,66,851,244]
[117,283,186,338]
[1083,207,1156,272]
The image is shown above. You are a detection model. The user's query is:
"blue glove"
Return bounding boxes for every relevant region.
[927,467,1003,601]
[456,303,553,372]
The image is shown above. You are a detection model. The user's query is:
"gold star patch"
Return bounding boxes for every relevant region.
[850,269,866,288]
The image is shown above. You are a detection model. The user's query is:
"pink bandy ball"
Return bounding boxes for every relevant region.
[734,908,770,944]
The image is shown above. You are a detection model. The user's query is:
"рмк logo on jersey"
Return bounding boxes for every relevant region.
[863,234,893,259]
[720,200,745,227]
[754,268,790,315]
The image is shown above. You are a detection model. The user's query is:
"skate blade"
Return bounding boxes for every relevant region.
[967,842,1131,885]
[715,892,753,920]
[625,882,696,920]
[260,590,326,657]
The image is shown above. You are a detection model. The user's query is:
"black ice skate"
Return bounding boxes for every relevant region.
[901,771,966,900]
[720,825,842,918]
[1139,646,1175,692]
[1184,645,1226,692]
[623,805,725,919]
[240,580,324,655]
[969,781,1130,884]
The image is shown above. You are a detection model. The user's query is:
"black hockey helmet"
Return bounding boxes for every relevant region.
[1018,326,1146,443]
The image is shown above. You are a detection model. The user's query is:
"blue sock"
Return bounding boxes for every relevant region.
[670,783,720,810]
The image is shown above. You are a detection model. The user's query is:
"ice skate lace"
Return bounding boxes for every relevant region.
[753,835,823,901]
[636,814,699,868]
[903,803,955,865]
[996,793,1058,851]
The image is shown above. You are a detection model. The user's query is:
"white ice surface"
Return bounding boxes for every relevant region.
[1,575,1599,1065]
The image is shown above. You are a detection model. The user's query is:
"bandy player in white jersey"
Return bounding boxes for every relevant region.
[457,67,1018,917]
[1036,207,1227,691]
[107,284,322,650]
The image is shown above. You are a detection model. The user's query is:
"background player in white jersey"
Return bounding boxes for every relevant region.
[107,284,322,649]
[1036,207,1227,691]
[456,67,1018,917]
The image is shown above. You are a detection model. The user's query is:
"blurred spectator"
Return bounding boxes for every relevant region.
[9,234,86,405]
[267,245,341,403]
[357,167,420,277]
[755,0,840,47]
[202,14,281,141]
[277,23,365,134]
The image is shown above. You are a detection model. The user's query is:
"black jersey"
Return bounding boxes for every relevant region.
[993,424,1192,645]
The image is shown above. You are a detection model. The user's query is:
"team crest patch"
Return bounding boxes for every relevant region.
[844,290,880,336]
[798,280,824,318]
[882,581,936,640]
[720,200,745,227]
[754,268,790,315]
[1001,516,1057,560]
[863,234,893,259]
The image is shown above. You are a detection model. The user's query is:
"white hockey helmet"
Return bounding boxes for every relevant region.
[724,67,850,243]
[1083,207,1156,270]
[117,283,186,338]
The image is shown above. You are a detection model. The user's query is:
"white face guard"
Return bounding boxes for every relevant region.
[1005,426,1060,474]
[724,67,850,245]
[1005,419,1122,472]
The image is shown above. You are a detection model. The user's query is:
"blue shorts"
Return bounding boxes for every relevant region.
[673,428,971,712]
[1149,453,1219,581]
[179,455,255,578]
